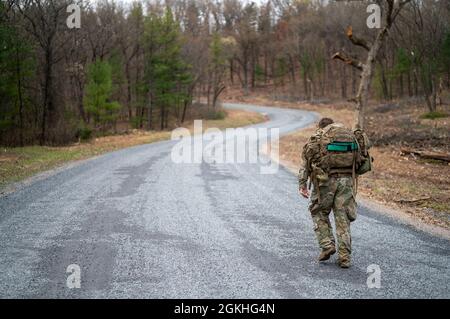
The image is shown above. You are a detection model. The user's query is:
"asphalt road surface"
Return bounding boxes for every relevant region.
[0,103,449,298]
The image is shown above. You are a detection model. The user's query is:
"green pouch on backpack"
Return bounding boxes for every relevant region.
[327,142,358,152]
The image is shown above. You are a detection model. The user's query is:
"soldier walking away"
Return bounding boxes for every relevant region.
[298,118,372,268]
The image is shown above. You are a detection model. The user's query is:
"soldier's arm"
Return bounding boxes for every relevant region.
[298,145,310,190]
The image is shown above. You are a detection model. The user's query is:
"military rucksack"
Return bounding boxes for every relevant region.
[319,123,359,172]
[304,123,372,177]
[353,128,372,175]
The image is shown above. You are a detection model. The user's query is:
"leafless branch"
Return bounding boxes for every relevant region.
[332,52,364,71]
[346,26,371,51]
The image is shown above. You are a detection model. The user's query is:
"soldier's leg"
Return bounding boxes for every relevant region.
[333,177,356,266]
[309,185,336,251]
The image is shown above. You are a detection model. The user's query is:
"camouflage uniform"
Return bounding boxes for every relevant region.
[299,130,357,263]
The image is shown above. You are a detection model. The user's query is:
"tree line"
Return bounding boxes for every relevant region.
[1,0,449,146]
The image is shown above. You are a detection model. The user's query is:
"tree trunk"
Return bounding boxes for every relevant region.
[289,55,296,85]
[308,78,314,102]
[264,53,268,84]
[413,68,419,96]
[181,97,189,124]
[380,64,389,100]
[251,54,256,88]
[407,71,412,97]
[206,82,211,108]
[213,86,225,108]
[425,83,437,113]
[341,64,347,99]
[147,94,153,130]
[354,28,388,129]
[243,58,249,95]
[15,44,24,147]
[351,67,357,96]
[229,59,234,85]
[399,74,404,97]
[303,71,308,99]
[125,63,133,119]
[160,104,165,130]
[164,109,169,129]
[40,48,53,145]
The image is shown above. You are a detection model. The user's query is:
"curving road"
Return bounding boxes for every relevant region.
[0,103,449,298]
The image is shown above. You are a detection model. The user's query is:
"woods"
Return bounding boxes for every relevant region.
[1,0,449,146]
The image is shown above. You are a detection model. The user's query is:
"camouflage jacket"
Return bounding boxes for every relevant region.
[298,128,323,189]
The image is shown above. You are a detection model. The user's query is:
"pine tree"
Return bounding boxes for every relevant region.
[0,3,34,146]
[392,48,412,97]
[84,60,121,131]
[209,32,227,108]
[144,8,191,130]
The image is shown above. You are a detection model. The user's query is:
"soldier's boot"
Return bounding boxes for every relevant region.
[338,257,351,268]
[318,246,336,261]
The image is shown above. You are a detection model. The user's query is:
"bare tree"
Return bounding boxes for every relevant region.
[332,0,412,129]
[15,0,72,144]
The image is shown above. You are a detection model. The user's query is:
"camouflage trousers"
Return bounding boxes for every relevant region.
[309,176,356,261]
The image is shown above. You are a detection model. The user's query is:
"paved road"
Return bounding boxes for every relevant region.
[0,103,449,298]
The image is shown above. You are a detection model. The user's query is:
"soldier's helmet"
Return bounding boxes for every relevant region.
[318,117,334,129]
